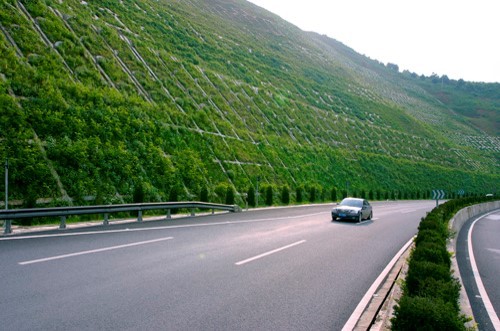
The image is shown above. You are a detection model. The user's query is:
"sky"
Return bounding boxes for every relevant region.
[246,0,500,83]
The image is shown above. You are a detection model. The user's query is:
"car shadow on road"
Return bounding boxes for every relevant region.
[331,219,374,226]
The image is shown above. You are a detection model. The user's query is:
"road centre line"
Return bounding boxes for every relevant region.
[235,240,306,266]
[19,236,173,265]
[2,212,327,241]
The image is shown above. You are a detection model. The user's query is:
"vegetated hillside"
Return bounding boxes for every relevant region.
[409,74,499,137]
[0,0,498,207]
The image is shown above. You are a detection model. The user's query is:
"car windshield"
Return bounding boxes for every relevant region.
[339,198,363,208]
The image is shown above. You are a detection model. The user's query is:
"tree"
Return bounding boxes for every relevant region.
[387,62,399,72]
[247,186,256,207]
[309,186,317,202]
[265,185,273,206]
[200,186,209,202]
[296,185,303,203]
[225,186,235,205]
[133,182,145,203]
[281,185,290,205]
[331,187,337,202]
[360,189,366,199]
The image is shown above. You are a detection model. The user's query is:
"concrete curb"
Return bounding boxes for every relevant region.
[353,241,413,330]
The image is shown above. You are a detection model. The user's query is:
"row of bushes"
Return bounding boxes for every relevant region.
[391,196,497,330]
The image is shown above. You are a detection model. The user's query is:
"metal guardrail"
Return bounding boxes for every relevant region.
[1,201,242,234]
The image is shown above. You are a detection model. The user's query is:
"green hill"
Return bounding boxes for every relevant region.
[0,0,498,207]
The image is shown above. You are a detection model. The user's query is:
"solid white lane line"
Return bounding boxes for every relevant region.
[342,237,414,331]
[467,213,500,329]
[19,236,173,265]
[1,212,328,241]
[235,240,306,266]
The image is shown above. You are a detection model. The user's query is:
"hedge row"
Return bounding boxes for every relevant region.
[391,196,497,330]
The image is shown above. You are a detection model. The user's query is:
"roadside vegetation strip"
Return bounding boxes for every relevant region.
[391,196,497,330]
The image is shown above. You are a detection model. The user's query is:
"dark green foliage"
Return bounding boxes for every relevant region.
[308,186,317,203]
[247,186,256,207]
[392,296,467,331]
[330,187,337,202]
[410,242,451,267]
[281,185,290,205]
[414,229,447,247]
[296,186,303,203]
[199,186,209,202]
[225,186,235,205]
[265,185,273,206]
[169,186,179,202]
[133,182,145,203]
[405,260,452,296]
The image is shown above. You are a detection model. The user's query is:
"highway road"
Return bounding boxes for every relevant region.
[457,209,500,331]
[0,200,436,330]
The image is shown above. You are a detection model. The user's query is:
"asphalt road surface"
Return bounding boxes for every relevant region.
[457,209,500,331]
[0,200,436,330]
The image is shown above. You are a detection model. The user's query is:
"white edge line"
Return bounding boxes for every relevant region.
[235,240,306,266]
[19,236,173,265]
[342,237,414,331]
[467,213,500,329]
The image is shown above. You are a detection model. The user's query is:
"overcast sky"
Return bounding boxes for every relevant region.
[246,0,500,83]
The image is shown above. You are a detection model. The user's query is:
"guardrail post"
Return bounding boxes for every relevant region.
[60,216,66,229]
[138,210,143,222]
[166,209,171,220]
[212,208,214,215]
[190,208,195,217]
[103,213,109,226]
[3,220,12,234]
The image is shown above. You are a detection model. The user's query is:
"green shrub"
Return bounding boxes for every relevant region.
[411,242,451,268]
[200,186,209,202]
[225,186,235,205]
[392,296,467,331]
[414,229,447,247]
[133,182,145,203]
[330,187,337,201]
[281,185,290,205]
[417,217,448,237]
[405,260,452,297]
[247,186,256,207]
[296,186,303,203]
[265,185,273,206]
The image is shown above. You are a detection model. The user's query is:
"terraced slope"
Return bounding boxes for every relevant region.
[0,0,498,206]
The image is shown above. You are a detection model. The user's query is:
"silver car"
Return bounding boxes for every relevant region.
[331,198,373,222]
